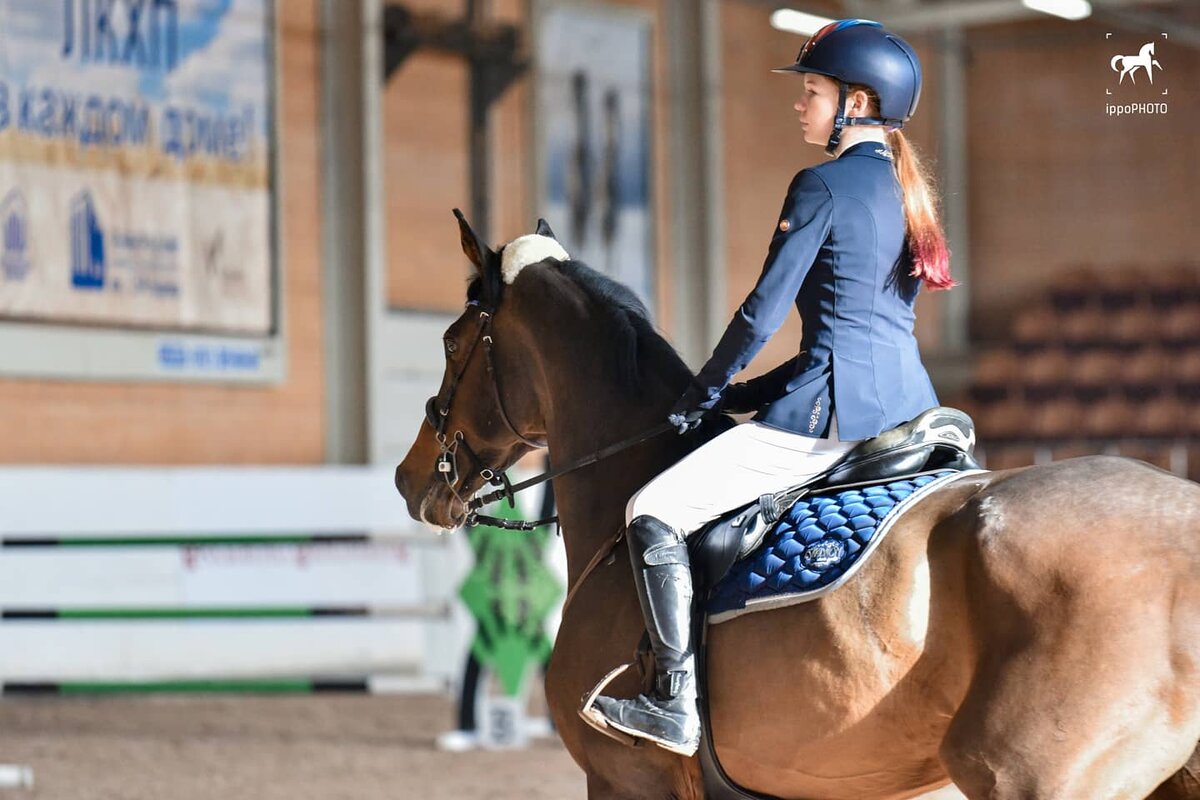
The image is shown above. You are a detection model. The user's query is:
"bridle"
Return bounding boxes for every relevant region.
[425,300,540,528]
[424,299,673,531]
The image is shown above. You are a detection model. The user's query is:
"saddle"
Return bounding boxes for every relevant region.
[688,406,980,591]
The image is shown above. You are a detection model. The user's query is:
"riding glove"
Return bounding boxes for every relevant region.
[718,381,758,414]
[667,384,721,434]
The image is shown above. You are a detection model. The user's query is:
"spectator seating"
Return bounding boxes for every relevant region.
[953,265,1199,480]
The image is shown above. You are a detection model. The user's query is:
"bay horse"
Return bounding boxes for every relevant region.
[394,213,1200,800]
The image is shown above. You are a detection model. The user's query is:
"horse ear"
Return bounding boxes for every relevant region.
[453,208,493,276]
[535,218,557,240]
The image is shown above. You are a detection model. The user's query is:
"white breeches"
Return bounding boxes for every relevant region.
[625,413,859,535]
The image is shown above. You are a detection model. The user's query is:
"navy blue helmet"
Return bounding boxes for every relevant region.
[774,19,922,154]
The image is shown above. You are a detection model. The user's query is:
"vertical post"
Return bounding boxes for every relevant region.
[665,0,725,367]
[362,0,387,467]
[467,0,491,245]
[939,26,970,355]
[320,0,369,463]
[700,0,727,356]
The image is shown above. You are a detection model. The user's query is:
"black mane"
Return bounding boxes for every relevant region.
[553,260,691,393]
[468,259,692,394]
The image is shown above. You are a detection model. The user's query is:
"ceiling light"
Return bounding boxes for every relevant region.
[1021,0,1092,21]
[770,9,836,36]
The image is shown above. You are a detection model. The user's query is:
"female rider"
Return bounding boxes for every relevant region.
[581,19,958,756]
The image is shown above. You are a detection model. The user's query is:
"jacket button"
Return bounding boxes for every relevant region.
[778,219,791,232]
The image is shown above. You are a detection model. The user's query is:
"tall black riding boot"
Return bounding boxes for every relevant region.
[581,514,701,756]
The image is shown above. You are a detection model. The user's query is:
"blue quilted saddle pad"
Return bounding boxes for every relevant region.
[707,469,976,624]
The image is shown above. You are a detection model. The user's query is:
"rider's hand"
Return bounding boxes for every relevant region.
[719,382,760,415]
[667,406,706,435]
[667,385,719,435]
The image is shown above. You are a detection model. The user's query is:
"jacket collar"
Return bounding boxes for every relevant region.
[837,140,894,162]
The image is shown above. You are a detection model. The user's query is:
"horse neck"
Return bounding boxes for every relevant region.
[511,288,691,586]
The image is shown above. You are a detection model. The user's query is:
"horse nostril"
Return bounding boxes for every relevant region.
[394,465,407,497]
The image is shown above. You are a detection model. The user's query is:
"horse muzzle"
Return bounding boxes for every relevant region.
[396,464,471,530]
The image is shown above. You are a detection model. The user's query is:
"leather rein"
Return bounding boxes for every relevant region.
[425,301,674,531]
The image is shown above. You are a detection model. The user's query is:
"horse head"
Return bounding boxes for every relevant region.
[393,210,560,529]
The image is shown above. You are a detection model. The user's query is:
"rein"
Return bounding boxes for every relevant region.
[426,302,674,532]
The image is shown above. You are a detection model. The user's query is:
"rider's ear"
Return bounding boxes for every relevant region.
[453,208,495,277]
[535,218,557,240]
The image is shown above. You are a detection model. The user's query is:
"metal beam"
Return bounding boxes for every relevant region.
[1093,7,1200,48]
[873,0,1185,33]
[773,0,1195,43]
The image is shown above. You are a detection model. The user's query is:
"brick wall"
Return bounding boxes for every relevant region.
[0,0,325,464]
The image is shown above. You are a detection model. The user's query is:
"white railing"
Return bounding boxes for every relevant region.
[0,466,470,692]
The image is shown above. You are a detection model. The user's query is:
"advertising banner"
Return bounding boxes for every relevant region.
[0,0,275,335]
[537,5,654,308]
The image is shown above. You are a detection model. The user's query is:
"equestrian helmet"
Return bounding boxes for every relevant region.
[774,19,922,129]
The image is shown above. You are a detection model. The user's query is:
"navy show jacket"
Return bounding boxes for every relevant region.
[693,139,940,441]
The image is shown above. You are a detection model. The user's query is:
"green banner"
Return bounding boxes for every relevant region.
[458,503,562,697]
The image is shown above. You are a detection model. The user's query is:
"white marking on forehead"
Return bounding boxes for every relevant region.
[501,234,569,285]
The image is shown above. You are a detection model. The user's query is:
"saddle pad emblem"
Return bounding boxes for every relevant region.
[801,538,844,570]
[706,469,982,624]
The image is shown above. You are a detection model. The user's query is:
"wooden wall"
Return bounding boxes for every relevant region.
[383,0,472,312]
[0,1,325,464]
[967,18,1198,340]
[9,2,1192,464]
[382,0,677,332]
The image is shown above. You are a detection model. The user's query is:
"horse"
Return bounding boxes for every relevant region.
[394,213,1200,800]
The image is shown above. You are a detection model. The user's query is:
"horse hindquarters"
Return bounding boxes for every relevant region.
[939,458,1200,800]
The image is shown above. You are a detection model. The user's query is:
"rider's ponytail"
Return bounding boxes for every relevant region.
[886,128,956,291]
[848,83,955,291]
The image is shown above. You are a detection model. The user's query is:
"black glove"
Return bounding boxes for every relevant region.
[720,355,803,414]
[667,384,720,435]
[719,381,759,414]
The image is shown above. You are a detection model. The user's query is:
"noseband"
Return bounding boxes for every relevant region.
[424,300,675,532]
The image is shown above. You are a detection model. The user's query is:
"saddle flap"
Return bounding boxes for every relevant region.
[688,502,756,591]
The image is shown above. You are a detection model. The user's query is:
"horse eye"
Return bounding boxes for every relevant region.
[444,339,458,355]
